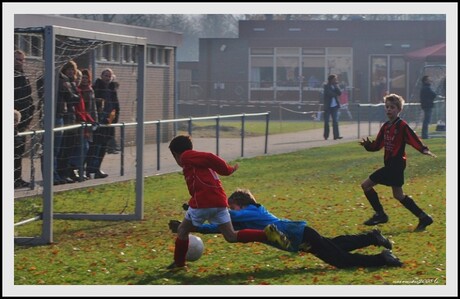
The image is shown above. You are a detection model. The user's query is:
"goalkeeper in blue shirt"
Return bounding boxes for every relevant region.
[170,188,403,268]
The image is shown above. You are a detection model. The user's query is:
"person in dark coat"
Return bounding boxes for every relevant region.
[14,50,35,189]
[323,74,343,140]
[420,75,437,139]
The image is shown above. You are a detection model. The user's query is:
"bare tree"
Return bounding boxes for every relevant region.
[198,14,238,37]
[241,14,445,21]
[68,14,117,22]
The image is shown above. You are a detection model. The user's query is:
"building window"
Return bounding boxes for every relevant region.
[326,47,353,93]
[327,47,352,55]
[302,48,325,55]
[250,56,274,88]
[31,35,42,57]
[14,33,43,58]
[148,47,157,64]
[148,47,170,66]
[276,56,300,87]
[370,55,406,103]
[102,44,111,61]
[132,46,138,63]
[249,46,352,102]
[277,47,299,55]
[157,48,164,65]
[164,49,171,65]
[97,43,120,62]
[302,56,326,89]
[122,44,136,64]
[251,48,274,55]
[302,48,326,89]
[112,43,120,62]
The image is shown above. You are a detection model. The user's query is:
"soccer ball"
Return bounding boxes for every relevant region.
[186,234,204,261]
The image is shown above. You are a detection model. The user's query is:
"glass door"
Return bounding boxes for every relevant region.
[370,55,407,103]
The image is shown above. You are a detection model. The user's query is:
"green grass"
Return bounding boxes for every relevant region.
[13,138,446,286]
[177,119,334,137]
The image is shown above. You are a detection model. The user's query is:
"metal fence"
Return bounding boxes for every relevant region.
[14,112,270,197]
[14,98,445,198]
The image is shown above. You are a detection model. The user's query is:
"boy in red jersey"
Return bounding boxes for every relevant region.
[167,135,290,270]
[359,94,436,232]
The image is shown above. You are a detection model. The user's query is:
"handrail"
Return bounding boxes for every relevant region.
[17,112,271,190]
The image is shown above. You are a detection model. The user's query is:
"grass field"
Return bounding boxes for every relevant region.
[177,119,340,137]
[12,138,447,289]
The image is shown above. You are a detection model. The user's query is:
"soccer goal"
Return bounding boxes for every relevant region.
[14,25,147,245]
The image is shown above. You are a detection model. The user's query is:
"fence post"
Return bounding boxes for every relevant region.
[188,117,192,136]
[30,131,37,189]
[357,104,360,139]
[368,106,372,137]
[265,112,270,154]
[156,121,161,170]
[78,125,85,180]
[120,123,125,176]
[215,116,220,156]
[241,113,245,157]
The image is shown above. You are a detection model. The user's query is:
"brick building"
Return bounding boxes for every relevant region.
[14,14,182,143]
[178,19,446,118]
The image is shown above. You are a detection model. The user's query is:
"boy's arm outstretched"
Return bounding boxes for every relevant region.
[403,123,436,158]
[359,125,385,151]
[422,148,437,158]
[359,137,372,147]
[359,136,380,151]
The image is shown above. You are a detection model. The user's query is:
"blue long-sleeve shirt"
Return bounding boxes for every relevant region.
[197,204,307,252]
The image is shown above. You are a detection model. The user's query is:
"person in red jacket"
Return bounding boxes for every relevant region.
[167,135,291,270]
[359,94,436,232]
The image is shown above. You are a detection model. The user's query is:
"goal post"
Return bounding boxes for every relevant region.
[14,25,147,245]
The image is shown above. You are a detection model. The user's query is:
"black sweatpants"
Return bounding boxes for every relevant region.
[14,135,25,181]
[303,226,386,268]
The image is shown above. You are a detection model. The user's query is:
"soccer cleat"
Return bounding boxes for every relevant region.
[381,249,403,267]
[371,229,392,250]
[363,213,389,226]
[264,224,291,250]
[166,262,188,272]
[414,214,433,232]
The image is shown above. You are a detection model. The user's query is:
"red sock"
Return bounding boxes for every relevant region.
[237,229,267,243]
[174,237,189,266]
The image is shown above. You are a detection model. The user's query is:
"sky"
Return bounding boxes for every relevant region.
[3,2,458,297]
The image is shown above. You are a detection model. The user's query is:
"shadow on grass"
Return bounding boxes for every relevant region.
[125,264,388,285]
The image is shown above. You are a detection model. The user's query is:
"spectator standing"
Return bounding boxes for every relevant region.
[14,50,35,189]
[323,74,342,140]
[420,75,437,139]
[68,69,95,181]
[106,81,121,154]
[55,60,81,184]
[87,68,119,178]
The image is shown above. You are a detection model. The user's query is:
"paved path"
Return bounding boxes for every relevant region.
[14,122,382,199]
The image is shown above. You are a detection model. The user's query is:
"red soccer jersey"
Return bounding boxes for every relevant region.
[364,117,428,165]
[180,150,236,209]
